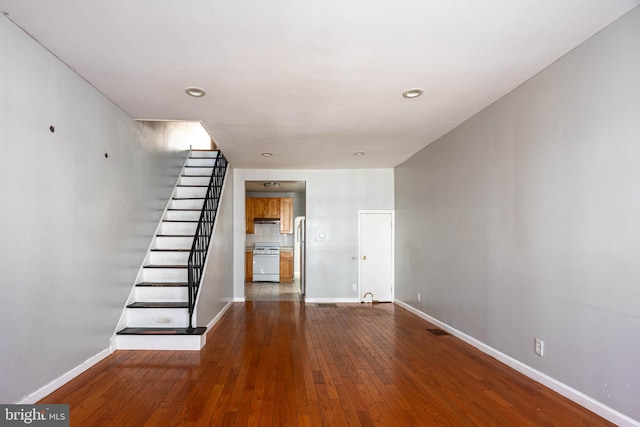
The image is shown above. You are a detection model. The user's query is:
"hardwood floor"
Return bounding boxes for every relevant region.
[40,302,613,426]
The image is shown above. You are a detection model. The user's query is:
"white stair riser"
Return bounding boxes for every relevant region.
[160,222,198,235]
[143,268,188,282]
[164,210,201,221]
[186,158,216,167]
[126,308,189,328]
[179,176,210,186]
[116,334,205,350]
[135,286,188,302]
[174,186,208,199]
[153,236,193,250]
[183,167,213,176]
[170,199,205,210]
[191,151,218,158]
[149,251,190,265]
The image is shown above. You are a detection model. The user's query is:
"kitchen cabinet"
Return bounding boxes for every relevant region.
[280,251,293,283]
[246,198,255,234]
[245,250,253,282]
[254,197,280,219]
[280,197,294,234]
[247,196,293,234]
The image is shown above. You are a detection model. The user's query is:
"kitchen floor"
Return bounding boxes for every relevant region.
[245,279,303,301]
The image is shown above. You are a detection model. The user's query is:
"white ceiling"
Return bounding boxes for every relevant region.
[1,1,638,169]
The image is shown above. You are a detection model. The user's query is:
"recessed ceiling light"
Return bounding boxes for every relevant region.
[185,87,206,97]
[353,151,366,156]
[261,152,273,157]
[402,88,424,99]
[264,182,280,188]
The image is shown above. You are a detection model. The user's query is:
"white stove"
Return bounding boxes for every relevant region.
[253,242,280,282]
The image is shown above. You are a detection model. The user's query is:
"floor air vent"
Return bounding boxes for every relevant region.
[317,303,338,308]
[427,328,450,336]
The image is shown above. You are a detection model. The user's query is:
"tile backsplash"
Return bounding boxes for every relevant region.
[246,224,294,247]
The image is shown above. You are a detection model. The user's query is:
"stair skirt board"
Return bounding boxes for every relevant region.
[114,150,223,351]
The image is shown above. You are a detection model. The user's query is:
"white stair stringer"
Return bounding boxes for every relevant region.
[114,150,223,351]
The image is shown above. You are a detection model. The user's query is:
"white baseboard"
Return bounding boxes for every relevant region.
[393,300,640,427]
[304,297,359,303]
[233,296,245,302]
[206,300,234,330]
[16,347,113,404]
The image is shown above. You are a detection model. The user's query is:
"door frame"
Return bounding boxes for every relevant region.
[357,210,395,302]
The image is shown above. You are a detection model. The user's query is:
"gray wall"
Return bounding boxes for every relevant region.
[234,169,394,301]
[196,168,235,325]
[395,7,640,420]
[0,17,189,403]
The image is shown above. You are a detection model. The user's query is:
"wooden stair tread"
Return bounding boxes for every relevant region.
[116,327,206,335]
[143,264,188,269]
[135,282,188,287]
[127,301,188,308]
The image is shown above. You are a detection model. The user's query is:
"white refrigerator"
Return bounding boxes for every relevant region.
[296,217,306,297]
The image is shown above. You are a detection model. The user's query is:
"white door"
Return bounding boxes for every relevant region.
[359,211,393,302]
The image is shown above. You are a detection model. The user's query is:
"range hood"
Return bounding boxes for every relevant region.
[253,218,280,224]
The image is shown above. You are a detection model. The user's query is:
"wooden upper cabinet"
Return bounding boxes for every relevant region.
[246,197,255,234]
[253,198,267,219]
[268,198,281,219]
[247,196,292,234]
[280,197,294,234]
[253,198,281,219]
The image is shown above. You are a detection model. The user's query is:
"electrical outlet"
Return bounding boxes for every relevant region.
[417,292,421,302]
[534,338,544,356]
[352,284,357,291]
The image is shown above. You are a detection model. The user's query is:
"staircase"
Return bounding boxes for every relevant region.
[114,150,226,350]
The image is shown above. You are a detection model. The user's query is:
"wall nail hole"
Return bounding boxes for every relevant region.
[104,153,109,159]
[49,126,55,133]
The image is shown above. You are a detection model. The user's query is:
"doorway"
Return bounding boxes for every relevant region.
[244,181,306,301]
[358,210,394,302]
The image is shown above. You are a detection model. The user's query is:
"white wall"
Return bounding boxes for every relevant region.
[234,169,394,301]
[196,168,235,325]
[0,16,190,403]
[394,7,640,423]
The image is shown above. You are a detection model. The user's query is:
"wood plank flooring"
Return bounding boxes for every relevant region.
[40,302,613,426]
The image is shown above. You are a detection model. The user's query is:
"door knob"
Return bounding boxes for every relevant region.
[362,255,367,260]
